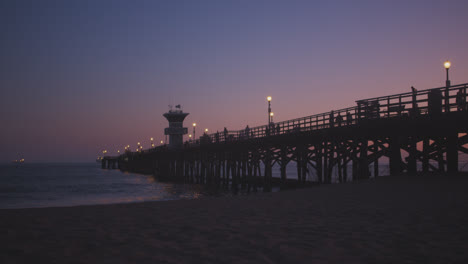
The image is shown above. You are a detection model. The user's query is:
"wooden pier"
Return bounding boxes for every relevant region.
[101,156,118,169]
[107,83,468,191]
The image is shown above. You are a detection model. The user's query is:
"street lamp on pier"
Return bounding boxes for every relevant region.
[270,112,274,123]
[193,123,197,139]
[444,60,452,112]
[267,96,272,124]
[444,60,451,87]
[150,137,154,148]
[204,128,208,134]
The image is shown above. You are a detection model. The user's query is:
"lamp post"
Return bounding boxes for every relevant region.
[189,134,192,141]
[267,96,272,124]
[270,112,274,123]
[204,128,208,134]
[137,142,141,152]
[193,123,197,140]
[444,60,451,112]
[150,137,154,148]
[444,60,451,87]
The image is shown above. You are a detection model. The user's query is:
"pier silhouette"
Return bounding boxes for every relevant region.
[103,82,468,191]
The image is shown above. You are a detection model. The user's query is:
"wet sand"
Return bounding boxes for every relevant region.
[1,175,468,263]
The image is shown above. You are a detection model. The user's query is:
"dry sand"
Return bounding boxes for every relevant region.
[1,175,468,264]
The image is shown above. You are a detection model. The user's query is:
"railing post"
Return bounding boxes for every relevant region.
[398,95,402,117]
[445,86,450,113]
[465,85,468,111]
[387,97,390,117]
[411,89,418,117]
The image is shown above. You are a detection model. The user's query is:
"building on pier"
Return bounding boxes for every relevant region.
[163,105,189,149]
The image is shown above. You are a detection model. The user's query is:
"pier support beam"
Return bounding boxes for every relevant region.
[447,132,459,173]
[359,139,369,179]
[389,136,402,176]
[437,136,445,172]
[264,149,272,192]
[422,138,429,173]
[316,143,323,183]
[280,147,287,186]
[407,137,417,175]
[323,142,329,183]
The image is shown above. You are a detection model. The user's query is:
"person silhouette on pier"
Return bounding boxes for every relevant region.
[346,111,353,125]
[456,88,466,111]
[224,127,228,141]
[245,125,250,138]
[335,112,343,127]
[329,110,335,128]
[276,124,280,134]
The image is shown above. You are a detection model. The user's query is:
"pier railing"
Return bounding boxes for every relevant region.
[141,83,468,152]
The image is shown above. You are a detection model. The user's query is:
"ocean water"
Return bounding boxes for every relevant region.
[0,163,232,209]
[2,161,466,209]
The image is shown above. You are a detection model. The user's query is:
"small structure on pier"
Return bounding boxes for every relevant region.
[163,105,189,149]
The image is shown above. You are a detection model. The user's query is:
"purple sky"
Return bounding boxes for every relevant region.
[1,0,468,162]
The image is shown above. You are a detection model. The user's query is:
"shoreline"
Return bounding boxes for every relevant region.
[2,175,468,263]
[1,173,464,210]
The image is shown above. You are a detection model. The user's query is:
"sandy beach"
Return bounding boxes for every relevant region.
[1,175,468,263]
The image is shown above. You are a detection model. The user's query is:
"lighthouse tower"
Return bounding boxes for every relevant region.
[163,105,189,149]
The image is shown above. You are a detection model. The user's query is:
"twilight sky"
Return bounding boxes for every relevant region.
[1,0,468,162]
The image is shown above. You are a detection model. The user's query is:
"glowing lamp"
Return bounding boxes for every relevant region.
[444,61,451,69]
